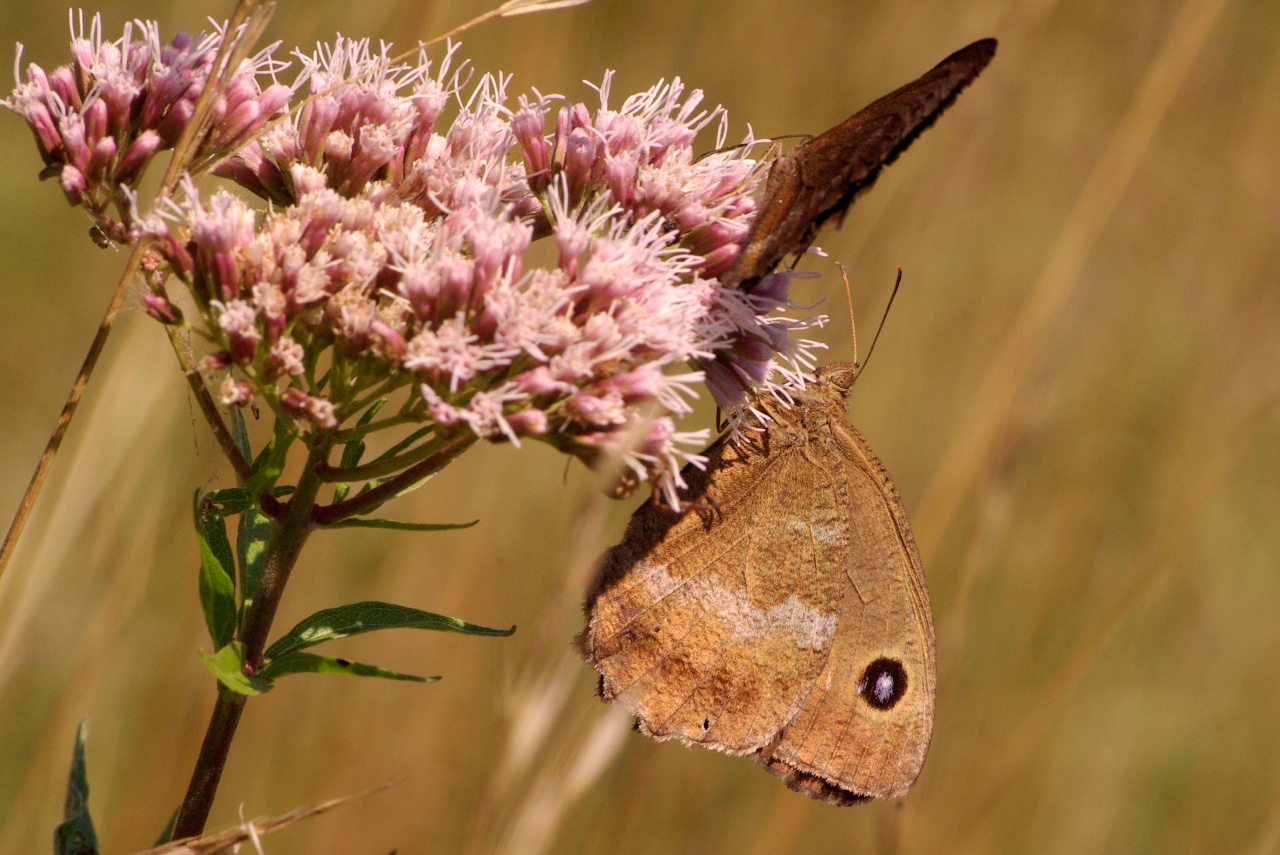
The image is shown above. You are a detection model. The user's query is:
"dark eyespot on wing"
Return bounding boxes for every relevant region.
[856,658,907,710]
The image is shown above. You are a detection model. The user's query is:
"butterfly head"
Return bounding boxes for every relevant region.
[813,362,859,396]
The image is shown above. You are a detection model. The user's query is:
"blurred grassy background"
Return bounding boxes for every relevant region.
[2,0,1279,852]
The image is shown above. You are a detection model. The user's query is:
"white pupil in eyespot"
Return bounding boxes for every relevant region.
[874,671,896,704]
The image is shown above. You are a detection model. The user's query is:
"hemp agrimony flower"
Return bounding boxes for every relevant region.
[2,10,839,842]
[3,12,292,243]
[7,17,827,502]
[120,36,824,502]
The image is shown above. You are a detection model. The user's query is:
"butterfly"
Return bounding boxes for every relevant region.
[580,38,996,804]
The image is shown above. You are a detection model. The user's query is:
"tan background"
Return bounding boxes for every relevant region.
[2,0,1278,852]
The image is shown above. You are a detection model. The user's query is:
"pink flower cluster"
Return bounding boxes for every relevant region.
[10,22,827,500]
[2,12,291,240]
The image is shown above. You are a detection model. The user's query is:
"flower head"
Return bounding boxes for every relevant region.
[3,12,292,239]
[36,31,827,502]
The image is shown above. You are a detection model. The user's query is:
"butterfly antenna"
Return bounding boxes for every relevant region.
[853,266,903,382]
[837,262,859,365]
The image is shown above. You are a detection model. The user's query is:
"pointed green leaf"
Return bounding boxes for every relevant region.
[55,718,99,855]
[153,808,179,847]
[371,426,434,465]
[247,417,294,496]
[205,487,251,514]
[258,651,437,683]
[200,502,236,586]
[342,402,386,469]
[204,485,296,516]
[324,518,478,532]
[332,400,388,502]
[197,643,272,695]
[237,507,273,614]
[194,492,237,650]
[229,407,253,465]
[264,601,515,661]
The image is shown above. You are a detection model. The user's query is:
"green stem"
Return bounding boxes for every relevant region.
[316,431,448,483]
[313,433,477,526]
[172,437,333,839]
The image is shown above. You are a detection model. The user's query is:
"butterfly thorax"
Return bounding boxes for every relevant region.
[739,362,859,448]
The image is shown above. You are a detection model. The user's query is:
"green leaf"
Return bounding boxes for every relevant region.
[201,502,236,587]
[194,492,237,650]
[54,718,99,855]
[264,601,515,661]
[205,485,296,516]
[334,400,389,503]
[247,417,294,496]
[197,643,272,695]
[371,426,433,465]
[324,518,478,532]
[258,651,437,683]
[237,507,273,614]
[152,807,179,846]
[204,486,252,514]
[229,406,253,466]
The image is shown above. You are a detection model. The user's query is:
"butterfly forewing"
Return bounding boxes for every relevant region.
[727,38,997,294]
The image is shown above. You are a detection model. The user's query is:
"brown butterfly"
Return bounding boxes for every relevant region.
[579,38,996,804]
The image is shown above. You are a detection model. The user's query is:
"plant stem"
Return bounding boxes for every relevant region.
[172,438,331,839]
[170,688,246,842]
[312,433,477,526]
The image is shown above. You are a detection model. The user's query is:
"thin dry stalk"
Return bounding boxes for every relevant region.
[492,705,630,855]
[132,784,391,855]
[0,0,277,583]
[463,484,622,854]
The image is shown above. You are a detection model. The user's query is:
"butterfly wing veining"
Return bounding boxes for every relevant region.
[762,417,936,802]
[583,427,851,755]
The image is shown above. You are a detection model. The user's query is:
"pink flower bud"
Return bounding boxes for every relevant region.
[217,300,261,364]
[215,99,263,149]
[142,292,182,324]
[220,76,258,114]
[300,95,339,159]
[256,83,293,120]
[84,137,115,187]
[48,66,81,110]
[513,367,574,397]
[507,409,549,437]
[512,105,548,183]
[82,98,108,147]
[280,387,308,414]
[156,97,194,145]
[410,78,447,134]
[199,351,233,372]
[604,154,637,206]
[22,99,63,158]
[700,243,740,278]
[58,165,87,205]
[219,376,252,407]
[265,336,306,379]
[57,115,89,174]
[563,127,598,200]
[115,130,161,184]
[370,320,407,360]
